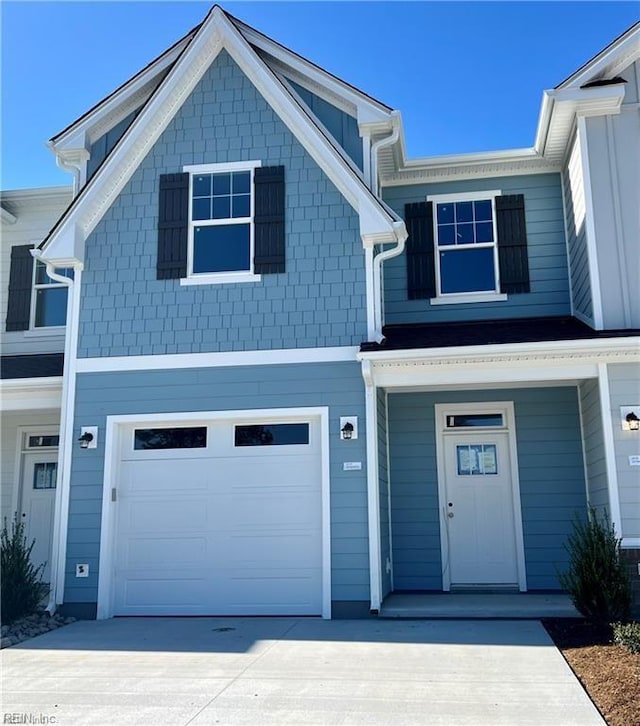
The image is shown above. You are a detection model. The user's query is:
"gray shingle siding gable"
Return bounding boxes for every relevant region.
[382,173,571,324]
[77,50,367,358]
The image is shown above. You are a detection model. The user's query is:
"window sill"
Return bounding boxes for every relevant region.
[430,292,507,306]
[180,272,262,286]
[23,327,66,337]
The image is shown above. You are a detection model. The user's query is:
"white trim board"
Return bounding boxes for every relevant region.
[76,346,360,373]
[0,378,63,411]
[96,406,332,620]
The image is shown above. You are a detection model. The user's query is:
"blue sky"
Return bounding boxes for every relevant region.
[2,2,638,190]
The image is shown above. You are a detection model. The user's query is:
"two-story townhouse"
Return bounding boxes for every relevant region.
[4,6,639,619]
[1,186,73,583]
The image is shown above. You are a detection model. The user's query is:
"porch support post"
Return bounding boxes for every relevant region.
[362,360,382,613]
[597,363,623,536]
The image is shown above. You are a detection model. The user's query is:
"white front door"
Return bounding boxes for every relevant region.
[443,432,519,586]
[20,452,57,583]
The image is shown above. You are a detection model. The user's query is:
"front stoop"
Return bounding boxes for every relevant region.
[379,592,581,619]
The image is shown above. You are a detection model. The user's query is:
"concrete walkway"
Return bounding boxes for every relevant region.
[1,617,604,725]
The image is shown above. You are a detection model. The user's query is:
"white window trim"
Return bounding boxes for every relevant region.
[427,190,504,304]
[183,160,262,284]
[30,258,69,330]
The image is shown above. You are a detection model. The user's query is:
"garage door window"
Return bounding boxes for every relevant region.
[234,423,309,447]
[134,427,207,450]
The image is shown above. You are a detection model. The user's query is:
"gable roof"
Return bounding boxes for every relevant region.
[40,5,402,265]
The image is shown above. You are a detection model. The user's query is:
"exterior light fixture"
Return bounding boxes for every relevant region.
[626,412,640,431]
[621,407,640,432]
[78,432,93,448]
[339,416,358,440]
[341,422,354,440]
[78,426,98,449]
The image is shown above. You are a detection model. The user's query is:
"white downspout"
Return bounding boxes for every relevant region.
[54,157,81,197]
[367,113,407,341]
[31,251,82,615]
[369,112,400,196]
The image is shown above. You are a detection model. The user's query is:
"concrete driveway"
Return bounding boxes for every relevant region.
[1,617,603,725]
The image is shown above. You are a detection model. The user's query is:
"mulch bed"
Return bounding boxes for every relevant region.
[543,619,640,726]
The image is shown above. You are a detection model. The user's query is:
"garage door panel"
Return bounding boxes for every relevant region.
[122,577,208,609]
[121,536,207,568]
[223,573,320,612]
[122,499,209,532]
[226,492,321,529]
[121,460,210,493]
[224,456,319,490]
[220,532,321,567]
[114,417,323,616]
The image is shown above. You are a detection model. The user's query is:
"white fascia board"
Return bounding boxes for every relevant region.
[235,19,392,125]
[535,84,626,160]
[358,337,640,388]
[35,225,84,269]
[0,186,72,203]
[50,33,194,152]
[41,7,397,264]
[0,377,63,411]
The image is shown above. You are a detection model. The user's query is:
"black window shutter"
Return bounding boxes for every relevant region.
[6,245,34,331]
[496,194,530,294]
[157,172,189,280]
[254,166,285,274]
[405,201,435,300]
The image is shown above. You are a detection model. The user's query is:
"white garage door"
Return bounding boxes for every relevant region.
[113,417,323,616]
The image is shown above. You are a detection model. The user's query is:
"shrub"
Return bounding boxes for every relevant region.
[612,621,640,654]
[1,516,49,625]
[558,508,631,624]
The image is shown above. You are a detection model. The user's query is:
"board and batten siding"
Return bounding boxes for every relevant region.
[381,174,571,324]
[63,361,369,609]
[584,63,640,329]
[377,388,391,598]
[563,132,593,323]
[607,364,640,539]
[77,50,366,359]
[286,79,363,171]
[578,379,609,515]
[388,387,587,591]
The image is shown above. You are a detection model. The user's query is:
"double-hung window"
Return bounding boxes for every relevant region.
[32,260,74,328]
[185,161,261,283]
[429,190,503,302]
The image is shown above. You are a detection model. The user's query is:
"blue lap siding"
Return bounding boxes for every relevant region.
[382,173,571,324]
[388,387,587,591]
[63,362,369,610]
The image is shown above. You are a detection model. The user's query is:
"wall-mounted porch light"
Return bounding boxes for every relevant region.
[340,416,358,440]
[78,426,98,449]
[621,407,640,432]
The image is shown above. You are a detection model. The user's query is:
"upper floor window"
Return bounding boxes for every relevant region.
[430,191,501,300]
[5,245,73,333]
[404,192,530,304]
[184,161,261,283]
[33,260,73,328]
[157,164,285,284]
